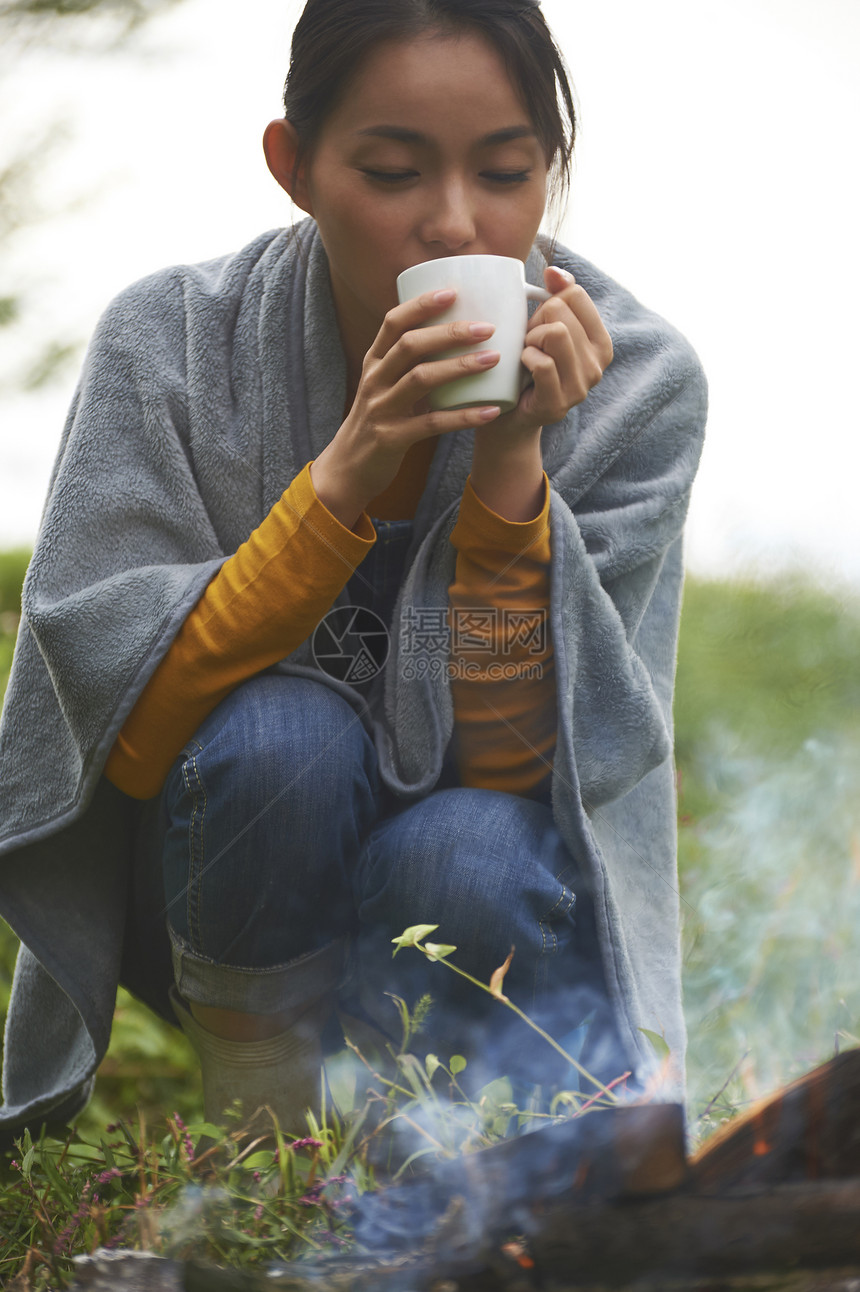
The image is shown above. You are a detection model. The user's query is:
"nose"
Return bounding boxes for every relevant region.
[419,176,477,253]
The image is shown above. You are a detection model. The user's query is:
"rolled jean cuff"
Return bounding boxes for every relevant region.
[169,928,348,1015]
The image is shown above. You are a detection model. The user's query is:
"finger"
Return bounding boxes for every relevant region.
[370,289,474,362]
[389,346,501,410]
[396,403,503,445]
[520,340,565,416]
[528,316,584,383]
[528,318,606,394]
[529,292,613,375]
[378,317,497,385]
[539,269,614,359]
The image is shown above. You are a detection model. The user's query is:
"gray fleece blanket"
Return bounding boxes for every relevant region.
[0,218,707,1134]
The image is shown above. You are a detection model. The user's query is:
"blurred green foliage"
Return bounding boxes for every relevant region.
[0,0,188,401]
[674,574,860,1140]
[0,0,185,55]
[676,574,859,760]
[0,565,858,1145]
[0,545,29,615]
[0,548,29,695]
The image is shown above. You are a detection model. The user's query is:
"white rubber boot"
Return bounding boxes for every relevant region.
[170,987,333,1136]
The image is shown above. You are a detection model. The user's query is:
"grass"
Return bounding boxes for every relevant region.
[0,976,627,1289]
[1,551,859,1284]
[0,1110,365,1288]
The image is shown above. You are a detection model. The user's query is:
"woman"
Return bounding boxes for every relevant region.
[0,0,707,1139]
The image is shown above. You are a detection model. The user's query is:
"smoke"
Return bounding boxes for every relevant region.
[681,725,860,1142]
[142,722,860,1273]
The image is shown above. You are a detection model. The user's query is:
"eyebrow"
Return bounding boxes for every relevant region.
[354,125,538,146]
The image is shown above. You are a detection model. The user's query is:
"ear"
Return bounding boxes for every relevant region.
[263,119,314,215]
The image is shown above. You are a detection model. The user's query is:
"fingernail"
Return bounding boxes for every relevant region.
[476,350,500,367]
[477,406,501,421]
[552,265,575,281]
[469,323,495,339]
[433,289,456,304]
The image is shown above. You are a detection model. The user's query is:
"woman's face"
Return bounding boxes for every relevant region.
[298,30,549,352]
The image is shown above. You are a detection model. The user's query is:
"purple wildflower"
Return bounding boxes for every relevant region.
[173,1111,195,1160]
[290,1137,323,1151]
[52,1185,93,1255]
[319,1231,348,1248]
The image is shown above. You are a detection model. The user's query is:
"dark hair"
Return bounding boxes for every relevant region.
[282,0,577,213]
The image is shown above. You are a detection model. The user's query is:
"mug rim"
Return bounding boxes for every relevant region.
[396,253,525,291]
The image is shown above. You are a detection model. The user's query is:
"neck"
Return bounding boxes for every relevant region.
[327,270,383,407]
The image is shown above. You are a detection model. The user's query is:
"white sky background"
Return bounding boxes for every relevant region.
[1,0,859,591]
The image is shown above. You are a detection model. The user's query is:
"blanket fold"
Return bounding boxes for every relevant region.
[0,220,707,1133]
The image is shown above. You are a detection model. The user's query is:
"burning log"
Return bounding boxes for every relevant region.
[178,1179,860,1289]
[349,1100,688,1251]
[689,1047,860,1189]
[68,1050,860,1292]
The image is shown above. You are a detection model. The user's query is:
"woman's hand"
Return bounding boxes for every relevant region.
[311,290,503,529]
[468,265,614,521]
[484,265,614,447]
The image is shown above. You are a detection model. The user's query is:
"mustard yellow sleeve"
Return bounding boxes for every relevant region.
[103,461,376,800]
[446,472,556,797]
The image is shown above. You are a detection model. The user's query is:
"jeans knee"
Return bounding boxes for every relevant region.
[355,788,573,967]
[174,674,376,815]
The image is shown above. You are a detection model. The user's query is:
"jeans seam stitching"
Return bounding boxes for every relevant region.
[184,749,207,952]
[538,865,578,955]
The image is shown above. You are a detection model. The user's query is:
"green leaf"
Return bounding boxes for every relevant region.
[40,1149,75,1207]
[220,1226,278,1248]
[391,924,439,956]
[383,991,412,1048]
[397,1052,433,1099]
[638,1026,671,1059]
[449,1055,467,1076]
[242,1151,275,1171]
[550,1089,582,1117]
[425,1054,441,1080]
[185,1122,229,1141]
[391,1144,443,1182]
[423,941,457,962]
[478,1075,512,1106]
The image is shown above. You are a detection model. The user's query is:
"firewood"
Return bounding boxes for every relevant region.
[690,1048,860,1189]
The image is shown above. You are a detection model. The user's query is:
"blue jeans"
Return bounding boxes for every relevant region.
[135,518,623,1089]
[143,671,621,1088]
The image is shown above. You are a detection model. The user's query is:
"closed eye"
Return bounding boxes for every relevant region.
[360,168,532,185]
[360,169,419,184]
[482,171,531,184]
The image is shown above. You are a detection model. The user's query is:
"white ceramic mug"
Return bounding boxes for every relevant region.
[396,254,551,415]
